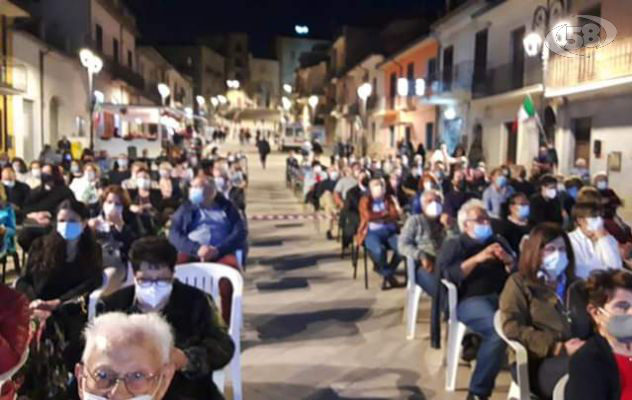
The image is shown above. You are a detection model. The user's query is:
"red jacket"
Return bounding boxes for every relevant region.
[355,195,400,245]
[0,284,30,377]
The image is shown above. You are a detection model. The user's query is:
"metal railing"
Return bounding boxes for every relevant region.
[548,37,632,89]
[427,60,475,96]
[472,57,542,98]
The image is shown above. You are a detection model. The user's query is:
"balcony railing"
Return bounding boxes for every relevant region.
[548,37,632,90]
[428,60,474,96]
[108,60,145,91]
[472,57,542,98]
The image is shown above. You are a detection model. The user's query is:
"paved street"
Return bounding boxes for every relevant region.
[239,145,510,400]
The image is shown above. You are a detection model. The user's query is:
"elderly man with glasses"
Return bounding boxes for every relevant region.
[98,236,234,399]
[75,312,176,400]
[437,199,514,400]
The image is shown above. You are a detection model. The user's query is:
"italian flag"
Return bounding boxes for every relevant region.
[512,95,536,133]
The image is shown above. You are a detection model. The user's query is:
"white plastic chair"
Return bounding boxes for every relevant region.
[442,279,468,392]
[88,263,134,321]
[493,311,531,400]
[405,257,424,340]
[552,374,568,400]
[175,262,243,400]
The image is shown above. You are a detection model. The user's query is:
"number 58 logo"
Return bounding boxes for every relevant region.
[545,16,617,58]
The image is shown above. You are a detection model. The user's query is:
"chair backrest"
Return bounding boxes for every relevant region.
[552,374,569,400]
[174,263,243,335]
[441,279,459,324]
[494,311,531,400]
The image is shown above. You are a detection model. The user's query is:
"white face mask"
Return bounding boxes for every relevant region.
[135,281,173,310]
[137,178,151,190]
[586,216,604,232]
[103,202,123,217]
[424,201,443,218]
[544,188,557,199]
[423,182,434,191]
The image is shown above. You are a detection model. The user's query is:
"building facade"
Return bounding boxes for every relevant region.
[276,36,331,90]
[249,56,280,108]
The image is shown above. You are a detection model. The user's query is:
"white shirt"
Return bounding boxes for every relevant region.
[569,228,622,279]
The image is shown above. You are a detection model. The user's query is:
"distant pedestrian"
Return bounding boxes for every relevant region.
[257,137,271,169]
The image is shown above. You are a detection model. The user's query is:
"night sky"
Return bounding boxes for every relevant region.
[126,0,446,57]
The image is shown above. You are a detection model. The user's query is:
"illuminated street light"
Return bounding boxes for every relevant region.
[283,84,292,94]
[523,32,543,57]
[444,107,457,120]
[210,97,219,107]
[226,80,240,89]
[79,48,103,150]
[397,77,409,97]
[308,95,319,109]
[184,107,193,118]
[217,95,228,105]
[357,82,372,100]
[157,83,171,106]
[295,25,309,35]
[196,95,206,106]
[415,78,426,97]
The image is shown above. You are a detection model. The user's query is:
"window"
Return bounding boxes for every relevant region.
[442,46,454,91]
[113,38,119,63]
[407,62,414,97]
[235,58,243,68]
[127,50,133,68]
[389,72,397,108]
[425,122,434,149]
[95,24,103,52]
[389,127,395,148]
[427,58,437,81]
[510,26,526,89]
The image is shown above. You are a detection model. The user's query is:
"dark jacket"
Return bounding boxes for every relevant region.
[22,184,76,215]
[566,334,620,400]
[169,195,246,258]
[16,231,102,302]
[4,181,30,222]
[529,194,563,226]
[99,280,235,400]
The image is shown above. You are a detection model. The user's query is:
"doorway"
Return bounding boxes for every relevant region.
[49,97,60,146]
[572,117,592,166]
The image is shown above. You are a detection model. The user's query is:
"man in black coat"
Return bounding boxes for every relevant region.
[2,166,30,224]
[99,236,235,400]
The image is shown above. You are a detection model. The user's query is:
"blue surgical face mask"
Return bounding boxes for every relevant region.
[596,181,608,190]
[567,187,578,200]
[57,221,83,241]
[189,187,205,205]
[472,223,493,242]
[541,250,568,279]
[495,176,507,188]
[517,205,530,219]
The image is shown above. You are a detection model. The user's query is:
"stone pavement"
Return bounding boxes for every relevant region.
[237,145,511,400]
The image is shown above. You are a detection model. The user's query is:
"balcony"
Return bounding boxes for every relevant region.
[472,57,542,98]
[106,59,145,92]
[426,60,474,102]
[547,37,632,91]
[141,82,163,105]
[0,57,27,95]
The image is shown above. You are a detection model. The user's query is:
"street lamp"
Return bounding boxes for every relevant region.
[281,96,292,111]
[226,80,240,90]
[283,84,292,94]
[210,97,219,108]
[196,95,206,107]
[444,107,457,120]
[79,48,103,150]
[397,77,409,97]
[415,78,426,97]
[523,0,566,143]
[217,95,228,105]
[157,83,170,106]
[356,82,373,156]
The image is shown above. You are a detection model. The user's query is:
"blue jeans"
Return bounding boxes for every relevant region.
[412,259,438,297]
[457,294,506,397]
[364,229,402,277]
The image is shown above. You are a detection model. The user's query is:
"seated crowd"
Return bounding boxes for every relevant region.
[0,145,248,400]
[291,143,632,400]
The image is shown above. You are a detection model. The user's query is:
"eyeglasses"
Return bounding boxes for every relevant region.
[83,365,161,394]
[135,278,173,288]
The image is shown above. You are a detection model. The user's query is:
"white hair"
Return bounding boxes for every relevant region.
[82,312,174,365]
[457,199,487,232]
